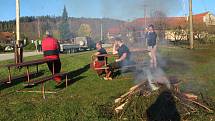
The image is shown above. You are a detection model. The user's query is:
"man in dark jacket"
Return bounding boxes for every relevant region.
[104,37,131,80]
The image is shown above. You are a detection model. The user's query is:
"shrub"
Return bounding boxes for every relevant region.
[0,44,5,52]
[24,43,35,51]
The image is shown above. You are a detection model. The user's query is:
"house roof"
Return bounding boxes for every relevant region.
[107,12,212,34]
[192,11,209,24]
[107,27,121,34]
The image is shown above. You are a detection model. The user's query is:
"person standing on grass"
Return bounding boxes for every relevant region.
[38,39,42,52]
[104,37,131,80]
[34,39,38,52]
[92,41,107,76]
[146,24,157,68]
[42,31,62,84]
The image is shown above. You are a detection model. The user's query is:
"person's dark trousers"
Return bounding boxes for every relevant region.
[47,59,61,74]
[106,61,122,78]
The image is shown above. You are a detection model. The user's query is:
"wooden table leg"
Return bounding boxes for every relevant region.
[66,74,68,88]
[52,62,55,75]
[42,83,45,99]
[26,66,30,83]
[7,67,11,83]
[36,64,39,74]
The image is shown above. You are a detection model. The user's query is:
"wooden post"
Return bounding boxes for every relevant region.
[26,66,30,83]
[7,67,12,83]
[42,83,45,99]
[66,74,68,88]
[52,61,55,75]
[189,0,194,49]
[36,64,39,73]
[15,0,21,64]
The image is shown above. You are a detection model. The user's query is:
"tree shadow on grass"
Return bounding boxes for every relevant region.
[0,70,45,91]
[146,90,181,121]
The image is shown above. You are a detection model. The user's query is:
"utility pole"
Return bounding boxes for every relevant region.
[37,17,41,38]
[15,0,22,63]
[144,4,148,47]
[100,19,103,42]
[144,4,147,28]
[189,0,194,49]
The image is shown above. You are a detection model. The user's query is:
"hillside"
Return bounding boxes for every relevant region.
[0,16,124,41]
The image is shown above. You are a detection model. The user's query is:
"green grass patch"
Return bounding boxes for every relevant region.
[0,46,215,121]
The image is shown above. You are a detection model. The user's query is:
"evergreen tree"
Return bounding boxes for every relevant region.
[59,5,71,40]
[62,6,68,21]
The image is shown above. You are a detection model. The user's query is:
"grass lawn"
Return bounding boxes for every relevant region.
[0,46,215,121]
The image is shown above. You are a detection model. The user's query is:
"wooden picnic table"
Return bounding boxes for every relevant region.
[3,58,68,99]
[5,58,58,84]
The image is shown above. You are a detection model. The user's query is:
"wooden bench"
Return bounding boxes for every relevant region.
[91,50,149,76]
[5,58,58,84]
[0,72,38,86]
[91,54,117,71]
[20,72,68,99]
[91,49,149,70]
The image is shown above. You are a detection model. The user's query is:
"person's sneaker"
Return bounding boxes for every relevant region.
[54,76,62,84]
[103,77,112,80]
[103,77,109,80]
[108,77,112,80]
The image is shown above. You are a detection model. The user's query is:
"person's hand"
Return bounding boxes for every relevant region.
[93,61,96,67]
[115,59,120,62]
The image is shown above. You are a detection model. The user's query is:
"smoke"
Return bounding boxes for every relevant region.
[132,52,171,90]
[101,0,182,20]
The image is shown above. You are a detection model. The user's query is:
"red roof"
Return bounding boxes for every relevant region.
[166,17,188,28]
[107,12,211,34]
[107,27,121,34]
[132,12,210,28]
[193,12,209,24]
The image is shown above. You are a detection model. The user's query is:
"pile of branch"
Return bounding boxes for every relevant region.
[114,81,150,113]
[113,82,214,120]
[174,92,214,115]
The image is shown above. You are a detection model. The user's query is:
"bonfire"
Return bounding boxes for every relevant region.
[113,77,215,121]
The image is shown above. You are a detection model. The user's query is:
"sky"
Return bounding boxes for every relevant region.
[0,0,214,21]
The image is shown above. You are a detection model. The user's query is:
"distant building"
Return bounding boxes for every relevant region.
[107,12,215,41]
[107,27,121,40]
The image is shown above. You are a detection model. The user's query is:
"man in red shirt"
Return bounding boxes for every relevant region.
[42,31,61,84]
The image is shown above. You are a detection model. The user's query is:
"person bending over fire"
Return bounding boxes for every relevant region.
[146,24,157,68]
[92,41,107,76]
[42,31,62,84]
[104,37,131,80]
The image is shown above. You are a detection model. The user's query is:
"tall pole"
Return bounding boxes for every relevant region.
[15,0,21,63]
[144,5,147,28]
[16,0,20,43]
[189,0,194,49]
[37,17,41,38]
[100,20,103,41]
